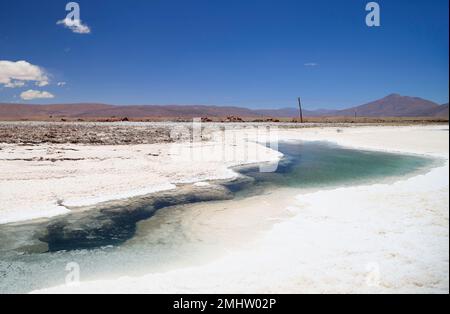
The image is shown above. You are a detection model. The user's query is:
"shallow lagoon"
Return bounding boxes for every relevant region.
[0,141,438,293]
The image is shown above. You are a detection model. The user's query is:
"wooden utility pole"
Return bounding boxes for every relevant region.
[297,97,303,123]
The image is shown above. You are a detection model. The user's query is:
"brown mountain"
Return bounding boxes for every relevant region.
[0,94,448,120]
[336,94,444,117]
[0,103,318,119]
[77,104,262,118]
[0,103,112,119]
[0,103,266,120]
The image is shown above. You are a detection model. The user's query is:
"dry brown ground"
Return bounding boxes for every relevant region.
[0,119,448,145]
[0,115,447,123]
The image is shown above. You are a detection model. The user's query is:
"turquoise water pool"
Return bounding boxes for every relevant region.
[0,141,438,293]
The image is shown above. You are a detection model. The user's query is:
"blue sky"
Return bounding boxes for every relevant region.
[0,0,448,109]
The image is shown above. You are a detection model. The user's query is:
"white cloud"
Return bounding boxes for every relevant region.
[0,60,49,88]
[20,89,55,100]
[304,62,319,67]
[57,81,67,87]
[57,18,91,34]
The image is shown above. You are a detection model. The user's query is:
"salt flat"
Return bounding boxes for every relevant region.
[24,124,448,294]
[0,122,282,224]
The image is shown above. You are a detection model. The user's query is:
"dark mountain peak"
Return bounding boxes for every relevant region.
[382,93,427,102]
[385,93,402,98]
[335,94,441,117]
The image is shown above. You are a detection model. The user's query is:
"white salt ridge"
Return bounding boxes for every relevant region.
[0,139,282,225]
[0,205,71,225]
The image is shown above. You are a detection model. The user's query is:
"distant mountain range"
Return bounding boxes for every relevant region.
[0,94,448,120]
